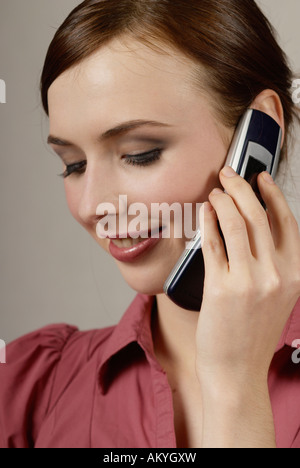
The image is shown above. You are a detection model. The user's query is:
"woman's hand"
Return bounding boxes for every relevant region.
[196,166,300,448]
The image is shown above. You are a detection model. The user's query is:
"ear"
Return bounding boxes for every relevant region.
[250,89,285,148]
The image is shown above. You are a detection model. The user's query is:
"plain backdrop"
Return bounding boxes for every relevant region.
[0,0,300,343]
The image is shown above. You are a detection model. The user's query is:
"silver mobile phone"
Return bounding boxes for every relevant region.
[163,109,282,311]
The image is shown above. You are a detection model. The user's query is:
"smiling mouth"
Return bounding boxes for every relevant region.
[111,237,148,248]
[110,226,164,248]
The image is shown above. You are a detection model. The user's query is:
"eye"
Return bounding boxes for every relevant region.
[123,148,162,167]
[59,148,162,178]
[59,161,87,179]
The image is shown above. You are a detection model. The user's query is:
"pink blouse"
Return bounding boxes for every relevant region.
[1,294,300,448]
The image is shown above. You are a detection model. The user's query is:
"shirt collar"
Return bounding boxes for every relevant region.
[276,297,300,352]
[98,294,300,392]
[98,294,158,394]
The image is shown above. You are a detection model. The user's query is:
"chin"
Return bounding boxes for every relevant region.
[116,262,168,296]
[109,238,184,296]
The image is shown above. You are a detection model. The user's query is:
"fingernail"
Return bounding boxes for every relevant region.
[211,188,224,195]
[221,166,237,178]
[205,201,214,213]
[262,172,276,185]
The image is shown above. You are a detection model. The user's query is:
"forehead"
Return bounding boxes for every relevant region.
[46,37,216,145]
[48,37,203,112]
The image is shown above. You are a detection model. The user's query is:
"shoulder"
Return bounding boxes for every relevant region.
[3,322,115,367]
[5,323,78,358]
[0,323,115,448]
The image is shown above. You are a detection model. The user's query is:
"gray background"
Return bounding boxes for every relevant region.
[0,0,299,343]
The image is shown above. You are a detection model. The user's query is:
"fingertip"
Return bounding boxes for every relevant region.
[199,202,215,221]
[204,201,215,214]
[261,172,276,185]
[200,202,217,247]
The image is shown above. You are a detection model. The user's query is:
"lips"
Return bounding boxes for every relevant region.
[108,225,162,240]
[108,227,164,263]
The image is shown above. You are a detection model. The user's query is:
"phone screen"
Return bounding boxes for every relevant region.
[244,156,267,207]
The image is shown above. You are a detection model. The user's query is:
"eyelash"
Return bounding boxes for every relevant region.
[59,161,87,179]
[123,148,162,167]
[59,148,162,179]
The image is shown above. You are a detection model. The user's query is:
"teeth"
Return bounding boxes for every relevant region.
[111,237,146,248]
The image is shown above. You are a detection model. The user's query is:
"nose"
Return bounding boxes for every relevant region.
[77,160,120,227]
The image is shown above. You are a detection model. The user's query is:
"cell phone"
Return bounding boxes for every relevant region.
[163,109,282,311]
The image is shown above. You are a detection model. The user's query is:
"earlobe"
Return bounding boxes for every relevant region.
[250,89,285,147]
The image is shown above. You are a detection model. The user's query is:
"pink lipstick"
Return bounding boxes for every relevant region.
[109,227,164,263]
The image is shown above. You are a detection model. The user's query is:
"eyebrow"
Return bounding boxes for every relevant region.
[47,120,172,147]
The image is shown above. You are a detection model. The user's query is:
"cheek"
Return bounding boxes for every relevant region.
[64,182,110,251]
[123,148,225,209]
[64,184,82,224]
[122,125,228,209]
[152,163,216,204]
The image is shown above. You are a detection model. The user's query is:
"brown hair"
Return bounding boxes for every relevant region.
[41,0,299,160]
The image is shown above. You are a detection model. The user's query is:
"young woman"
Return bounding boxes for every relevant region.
[1,0,300,448]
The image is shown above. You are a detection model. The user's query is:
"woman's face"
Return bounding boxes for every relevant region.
[47,37,233,295]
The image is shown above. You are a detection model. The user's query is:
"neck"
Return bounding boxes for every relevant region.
[152,293,200,375]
